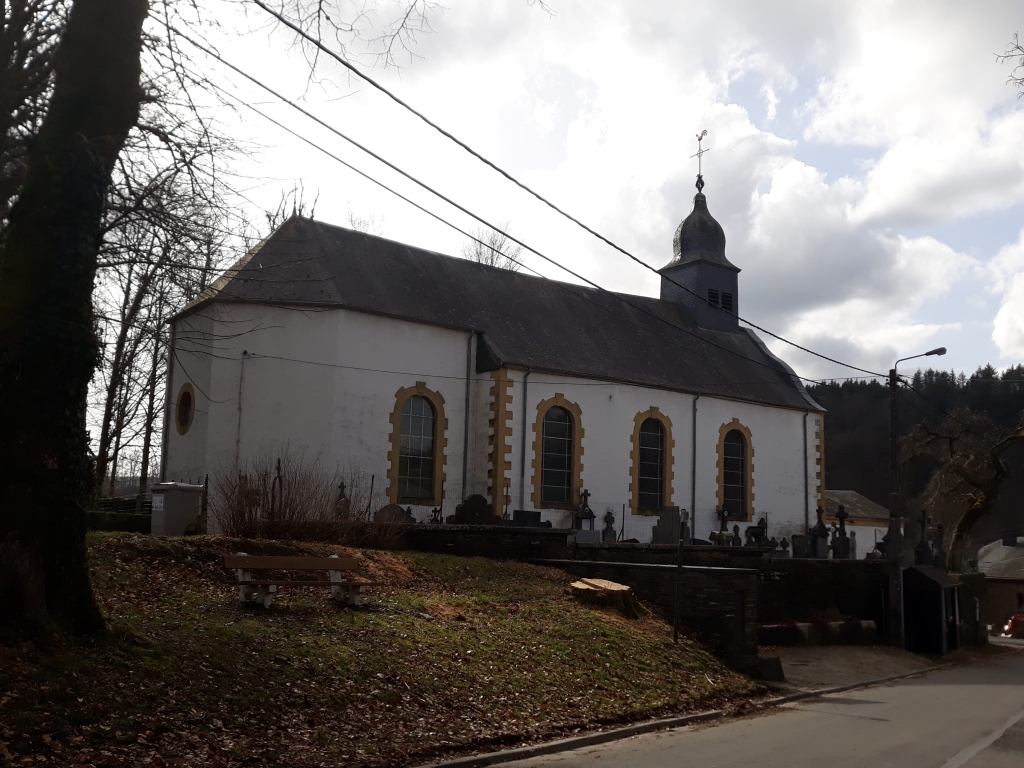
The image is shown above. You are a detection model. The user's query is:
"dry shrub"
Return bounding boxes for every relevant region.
[211,449,341,539]
[210,452,409,548]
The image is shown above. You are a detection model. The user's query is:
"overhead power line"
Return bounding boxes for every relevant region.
[250,0,885,380]
[174,35,832,396]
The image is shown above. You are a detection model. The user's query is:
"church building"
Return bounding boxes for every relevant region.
[162,185,825,542]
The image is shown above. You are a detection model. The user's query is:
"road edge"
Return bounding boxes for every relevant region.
[414,662,961,768]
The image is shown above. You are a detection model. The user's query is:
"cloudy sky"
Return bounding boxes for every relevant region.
[200,0,1024,381]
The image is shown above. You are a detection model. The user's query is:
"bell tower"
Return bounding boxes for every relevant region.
[659,132,739,333]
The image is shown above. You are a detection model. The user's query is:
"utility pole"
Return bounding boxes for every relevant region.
[887,346,947,648]
[887,366,905,647]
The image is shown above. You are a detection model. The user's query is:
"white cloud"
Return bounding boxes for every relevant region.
[208,0,1024,376]
[990,230,1024,358]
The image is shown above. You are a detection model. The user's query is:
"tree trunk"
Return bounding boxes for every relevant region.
[0,0,148,633]
[137,329,162,511]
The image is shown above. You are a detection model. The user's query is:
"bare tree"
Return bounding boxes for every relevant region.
[1000,33,1024,94]
[906,408,1024,571]
[347,207,383,235]
[460,221,523,272]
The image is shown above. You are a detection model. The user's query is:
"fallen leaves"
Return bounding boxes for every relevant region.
[0,533,762,767]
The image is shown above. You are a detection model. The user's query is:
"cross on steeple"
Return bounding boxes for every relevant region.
[691,130,711,192]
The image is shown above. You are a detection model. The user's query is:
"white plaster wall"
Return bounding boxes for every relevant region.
[164,302,821,541]
[165,304,476,528]
[163,311,214,484]
[502,368,820,543]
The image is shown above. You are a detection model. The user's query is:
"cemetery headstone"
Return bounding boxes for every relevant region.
[602,509,617,542]
[448,494,502,525]
[651,506,681,544]
[790,533,808,558]
[809,506,829,558]
[375,504,415,524]
[834,504,851,559]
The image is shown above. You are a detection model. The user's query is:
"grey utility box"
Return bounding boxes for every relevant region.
[150,482,204,536]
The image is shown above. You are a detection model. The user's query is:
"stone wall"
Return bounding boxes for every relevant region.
[400,526,887,629]
[402,525,571,560]
[86,511,151,533]
[755,559,889,627]
[542,559,758,671]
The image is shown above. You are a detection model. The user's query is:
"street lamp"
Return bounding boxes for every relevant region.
[887,346,946,647]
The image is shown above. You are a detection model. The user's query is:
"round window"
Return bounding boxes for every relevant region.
[175,383,195,435]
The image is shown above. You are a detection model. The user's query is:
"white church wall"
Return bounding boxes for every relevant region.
[500,368,819,544]
[163,311,214,485]
[691,396,820,543]
[164,304,478,529]
[164,302,822,541]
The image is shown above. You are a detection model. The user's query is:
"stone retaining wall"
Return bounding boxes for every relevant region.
[542,559,759,671]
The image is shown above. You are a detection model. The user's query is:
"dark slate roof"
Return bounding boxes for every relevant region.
[181,216,822,411]
[665,192,739,272]
[825,490,889,521]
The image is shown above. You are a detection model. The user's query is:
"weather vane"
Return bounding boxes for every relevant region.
[691,130,710,192]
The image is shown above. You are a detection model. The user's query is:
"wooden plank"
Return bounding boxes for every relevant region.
[222,555,359,570]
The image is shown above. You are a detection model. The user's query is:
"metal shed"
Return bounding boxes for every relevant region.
[903,565,961,655]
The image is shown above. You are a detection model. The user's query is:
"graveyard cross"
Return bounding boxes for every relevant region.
[717,505,728,532]
[575,488,596,529]
[691,130,711,192]
[836,504,849,536]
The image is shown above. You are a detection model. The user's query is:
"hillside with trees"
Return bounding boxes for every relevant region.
[808,365,1024,558]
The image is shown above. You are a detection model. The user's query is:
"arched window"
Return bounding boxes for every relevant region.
[398,395,435,502]
[541,406,573,504]
[637,418,665,510]
[722,429,747,517]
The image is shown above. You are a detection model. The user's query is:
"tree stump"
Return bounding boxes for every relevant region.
[568,578,640,619]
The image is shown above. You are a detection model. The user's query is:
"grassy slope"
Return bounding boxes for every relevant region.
[0,533,760,767]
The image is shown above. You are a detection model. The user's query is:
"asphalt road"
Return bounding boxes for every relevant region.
[510,650,1024,768]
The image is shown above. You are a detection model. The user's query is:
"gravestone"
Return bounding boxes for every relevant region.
[809,506,829,558]
[375,504,415,523]
[574,489,596,530]
[651,506,681,545]
[834,504,851,559]
[790,533,808,558]
[744,518,769,547]
[512,509,544,527]
[447,494,502,525]
[850,530,857,560]
[602,510,617,543]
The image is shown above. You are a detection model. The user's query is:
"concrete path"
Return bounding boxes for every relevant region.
[510,651,1024,768]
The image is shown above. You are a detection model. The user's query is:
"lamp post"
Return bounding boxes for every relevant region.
[887,346,946,647]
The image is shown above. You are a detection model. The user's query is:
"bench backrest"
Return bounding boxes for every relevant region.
[223,555,359,571]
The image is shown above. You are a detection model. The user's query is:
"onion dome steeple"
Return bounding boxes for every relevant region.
[668,190,738,271]
[659,131,740,333]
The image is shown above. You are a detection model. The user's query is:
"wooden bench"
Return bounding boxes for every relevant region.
[223,553,372,608]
